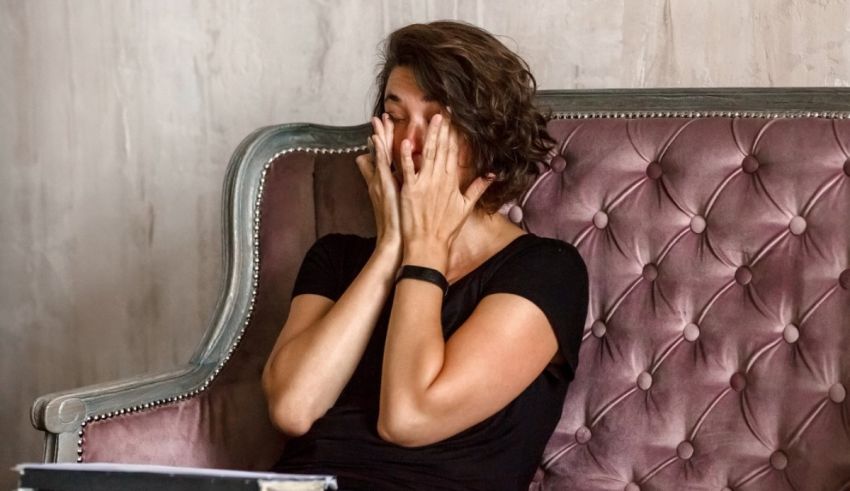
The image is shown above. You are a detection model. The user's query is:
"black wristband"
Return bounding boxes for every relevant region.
[396,265,449,295]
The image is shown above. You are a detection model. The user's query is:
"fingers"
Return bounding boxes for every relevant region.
[462,175,495,210]
[375,150,399,194]
[370,116,386,151]
[400,139,416,185]
[370,117,387,165]
[355,137,375,181]
[420,114,442,175]
[371,115,395,165]
[357,133,395,194]
[381,113,394,163]
[355,154,373,181]
[433,114,451,177]
[371,124,393,174]
[367,130,399,196]
[367,133,376,161]
[445,125,459,177]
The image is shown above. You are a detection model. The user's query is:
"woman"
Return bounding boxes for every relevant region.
[263,21,588,490]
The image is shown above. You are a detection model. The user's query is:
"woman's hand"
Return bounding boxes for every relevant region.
[398,114,493,272]
[355,114,402,266]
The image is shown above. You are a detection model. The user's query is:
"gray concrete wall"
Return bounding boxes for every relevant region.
[1,0,848,487]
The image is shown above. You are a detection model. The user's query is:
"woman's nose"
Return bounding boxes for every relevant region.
[404,120,427,154]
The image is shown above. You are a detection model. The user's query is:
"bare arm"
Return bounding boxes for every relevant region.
[263,114,402,436]
[262,247,397,436]
[378,247,558,447]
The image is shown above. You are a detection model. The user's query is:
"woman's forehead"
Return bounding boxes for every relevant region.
[384,67,435,105]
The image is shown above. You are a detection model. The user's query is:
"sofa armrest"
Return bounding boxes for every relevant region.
[32,363,215,462]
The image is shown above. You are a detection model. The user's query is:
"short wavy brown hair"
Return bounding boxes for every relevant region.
[372,21,554,214]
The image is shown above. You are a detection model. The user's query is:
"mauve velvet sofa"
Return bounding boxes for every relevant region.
[32,89,850,490]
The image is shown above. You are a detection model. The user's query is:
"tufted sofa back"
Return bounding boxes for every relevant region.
[524,115,850,490]
[34,90,850,490]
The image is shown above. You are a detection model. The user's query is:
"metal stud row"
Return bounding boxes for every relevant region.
[75,388,205,461]
[553,111,850,119]
[521,111,849,226]
[75,144,366,462]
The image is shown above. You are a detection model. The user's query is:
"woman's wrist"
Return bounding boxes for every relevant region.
[371,238,403,274]
[403,238,450,274]
[376,234,402,252]
[396,265,449,295]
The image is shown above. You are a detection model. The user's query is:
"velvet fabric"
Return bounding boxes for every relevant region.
[82,117,850,490]
[526,117,850,490]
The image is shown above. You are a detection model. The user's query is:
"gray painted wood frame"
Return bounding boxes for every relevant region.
[31,87,850,463]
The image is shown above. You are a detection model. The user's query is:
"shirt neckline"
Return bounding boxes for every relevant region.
[447,232,536,288]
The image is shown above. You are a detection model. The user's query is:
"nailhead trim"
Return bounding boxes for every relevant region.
[552,110,850,119]
[76,144,365,461]
[517,111,850,228]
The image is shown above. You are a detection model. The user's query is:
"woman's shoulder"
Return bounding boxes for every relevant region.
[495,234,585,272]
[481,234,589,373]
[521,234,579,253]
[478,233,588,300]
[293,234,377,301]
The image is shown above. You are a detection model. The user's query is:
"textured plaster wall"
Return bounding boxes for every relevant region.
[1,0,848,487]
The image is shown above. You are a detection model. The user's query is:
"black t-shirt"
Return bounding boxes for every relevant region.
[272,233,588,491]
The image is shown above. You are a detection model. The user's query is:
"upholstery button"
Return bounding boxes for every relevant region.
[624,482,640,491]
[676,440,694,460]
[789,216,807,235]
[829,383,846,403]
[683,323,700,342]
[840,269,850,290]
[508,205,523,223]
[770,450,788,470]
[844,158,850,177]
[735,266,752,286]
[742,155,760,174]
[637,371,653,390]
[690,215,706,234]
[783,324,800,344]
[575,425,592,444]
[593,211,609,229]
[591,320,607,338]
[642,263,658,282]
[730,372,747,392]
[646,161,663,180]
[550,155,567,173]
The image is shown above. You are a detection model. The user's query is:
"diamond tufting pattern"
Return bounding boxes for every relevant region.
[522,117,850,490]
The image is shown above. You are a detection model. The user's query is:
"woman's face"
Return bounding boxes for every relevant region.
[382,66,471,185]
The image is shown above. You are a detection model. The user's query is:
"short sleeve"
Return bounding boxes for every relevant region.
[482,239,589,377]
[291,234,348,301]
